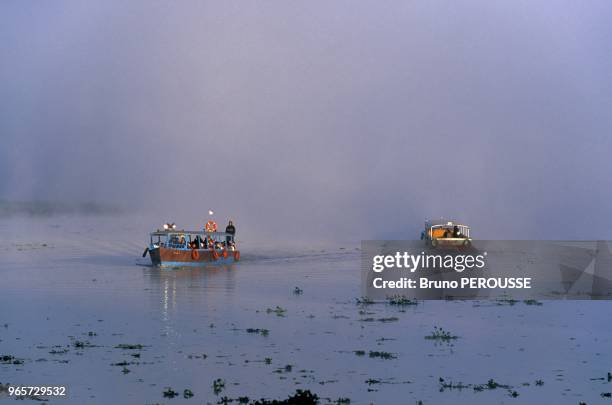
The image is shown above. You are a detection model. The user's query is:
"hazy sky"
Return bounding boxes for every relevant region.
[1,1,611,241]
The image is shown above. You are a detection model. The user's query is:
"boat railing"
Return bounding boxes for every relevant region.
[150,230,236,250]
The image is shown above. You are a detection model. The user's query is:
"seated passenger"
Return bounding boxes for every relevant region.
[193,235,203,249]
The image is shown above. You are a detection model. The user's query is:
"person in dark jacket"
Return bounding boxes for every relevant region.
[225,221,236,244]
[453,226,461,238]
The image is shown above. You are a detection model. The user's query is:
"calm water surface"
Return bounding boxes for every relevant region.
[0,216,610,404]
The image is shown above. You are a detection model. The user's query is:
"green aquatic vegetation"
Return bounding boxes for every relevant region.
[246,328,269,336]
[250,389,318,404]
[386,295,418,306]
[473,379,511,391]
[359,317,399,323]
[213,378,225,395]
[368,351,396,360]
[266,306,287,317]
[378,317,399,323]
[1,355,23,365]
[355,297,374,305]
[496,296,519,306]
[272,364,293,374]
[73,340,96,348]
[365,378,410,386]
[439,377,470,391]
[425,326,459,341]
[163,387,178,398]
[115,344,144,350]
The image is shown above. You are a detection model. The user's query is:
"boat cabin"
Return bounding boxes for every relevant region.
[149,229,236,251]
[421,219,471,248]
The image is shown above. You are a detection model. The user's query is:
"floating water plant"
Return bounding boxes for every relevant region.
[359,317,399,323]
[425,326,459,341]
[266,306,287,317]
[355,297,374,305]
[73,340,95,348]
[163,387,178,398]
[246,328,269,336]
[115,344,144,350]
[213,378,225,395]
[387,295,418,306]
[250,389,318,404]
[0,355,23,365]
[439,377,470,391]
[496,297,518,306]
[473,379,511,391]
[368,351,396,360]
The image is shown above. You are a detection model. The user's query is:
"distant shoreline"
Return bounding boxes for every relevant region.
[0,200,123,217]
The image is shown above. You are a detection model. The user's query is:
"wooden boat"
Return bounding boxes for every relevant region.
[421,219,472,248]
[143,222,240,267]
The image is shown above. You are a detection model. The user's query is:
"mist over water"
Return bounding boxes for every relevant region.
[2,1,612,242]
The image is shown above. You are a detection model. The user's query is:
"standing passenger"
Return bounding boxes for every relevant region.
[225,220,236,244]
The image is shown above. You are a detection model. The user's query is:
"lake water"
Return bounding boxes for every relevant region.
[0,215,610,404]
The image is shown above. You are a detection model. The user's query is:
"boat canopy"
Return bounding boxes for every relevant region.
[424,220,470,239]
[149,230,232,237]
[149,229,235,250]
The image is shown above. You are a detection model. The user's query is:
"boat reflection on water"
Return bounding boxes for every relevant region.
[143,263,238,329]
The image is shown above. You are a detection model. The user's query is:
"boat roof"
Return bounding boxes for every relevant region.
[425,219,469,228]
[150,230,232,237]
